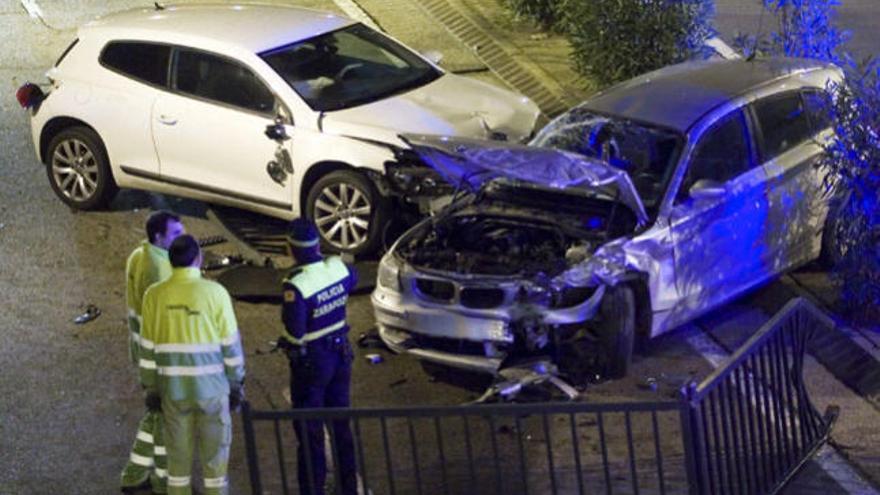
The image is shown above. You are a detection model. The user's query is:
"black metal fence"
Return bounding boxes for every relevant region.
[242,298,838,495]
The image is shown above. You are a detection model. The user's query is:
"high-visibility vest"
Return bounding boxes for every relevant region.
[281,256,352,345]
[140,267,245,401]
[125,241,171,362]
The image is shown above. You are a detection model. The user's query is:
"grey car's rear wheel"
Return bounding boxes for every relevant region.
[305,169,387,255]
[45,126,117,209]
[596,285,636,380]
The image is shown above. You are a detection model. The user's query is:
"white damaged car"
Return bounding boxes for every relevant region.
[18,3,539,254]
[372,57,842,379]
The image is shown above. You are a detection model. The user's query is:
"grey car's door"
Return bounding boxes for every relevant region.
[751,90,830,272]
[669,108,769,315]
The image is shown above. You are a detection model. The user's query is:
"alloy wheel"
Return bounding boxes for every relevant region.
[313,182,372,251]
[51,138,99,202]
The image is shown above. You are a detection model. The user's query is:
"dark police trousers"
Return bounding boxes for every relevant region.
[289,333,357,495]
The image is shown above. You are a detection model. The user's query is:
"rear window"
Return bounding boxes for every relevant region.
[55,38,78,67]
[100,41,170,86]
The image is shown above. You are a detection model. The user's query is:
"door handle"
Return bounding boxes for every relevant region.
[157,114,178,125]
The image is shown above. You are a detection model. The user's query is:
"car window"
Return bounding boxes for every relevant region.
[100,41,170,86]
[802,89,832,133]
[174,49,275,114]
[680,109,752,199]
[753,92,813,161]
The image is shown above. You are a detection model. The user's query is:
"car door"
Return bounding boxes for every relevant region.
[669,108,769,313]
[96,41,170,175]
[751,90,830,271]
[152,47,293,210]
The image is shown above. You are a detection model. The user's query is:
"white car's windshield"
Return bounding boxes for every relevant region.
[531,108,683,209]
[261,24,441,111]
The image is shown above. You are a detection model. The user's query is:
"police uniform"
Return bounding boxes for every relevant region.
[281,255,358,495]
[122,240,172,493]
[140,267,246,495]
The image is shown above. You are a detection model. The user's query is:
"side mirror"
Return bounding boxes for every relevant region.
[264,116,290,142]
[422,50,444,65]
[688,179,726,200]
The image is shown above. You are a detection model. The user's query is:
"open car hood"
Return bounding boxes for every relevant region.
[400,134,648,225]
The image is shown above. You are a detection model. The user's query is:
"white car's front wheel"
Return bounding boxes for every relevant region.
[45,126,117,210]
[305,170,387,255]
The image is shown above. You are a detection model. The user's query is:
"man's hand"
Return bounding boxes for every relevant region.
[145,392,162,412]
[229,386,245,412]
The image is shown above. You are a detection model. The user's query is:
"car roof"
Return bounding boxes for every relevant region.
[82,3,355,53]
[580,57,835,132]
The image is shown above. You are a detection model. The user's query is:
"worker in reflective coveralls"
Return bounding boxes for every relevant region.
[279,218,358,495]
[122,210,184,494]
[140,235,246,495]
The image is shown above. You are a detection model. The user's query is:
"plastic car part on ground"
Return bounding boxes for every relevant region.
[73,304,101,324]
[468,360,579,404]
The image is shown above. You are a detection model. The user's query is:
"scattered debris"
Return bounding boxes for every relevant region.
[365,354,384,365]
[198,235,227,247]
[388,378,407,388]
[469,360,579,403]
[255,340,281,355]
[203,253,245,271]
[529,33,549,41]
[73,304,101,325]
[0,223,5,231]
[638,377,658,392]
[357,330,387,350]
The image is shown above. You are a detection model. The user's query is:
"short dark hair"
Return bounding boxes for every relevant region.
[169,235,200,268]
[146,210,181,243]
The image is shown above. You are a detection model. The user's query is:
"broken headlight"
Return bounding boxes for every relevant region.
[377,254,402,292]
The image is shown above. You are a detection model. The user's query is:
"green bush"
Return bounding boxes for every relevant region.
[503,0,563,29]
[561,0,715,87]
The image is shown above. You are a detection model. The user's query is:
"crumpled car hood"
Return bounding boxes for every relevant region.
[400,134,648,225]
[320,73,539,146]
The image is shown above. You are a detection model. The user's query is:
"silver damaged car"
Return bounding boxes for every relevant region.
[371,57,843,380]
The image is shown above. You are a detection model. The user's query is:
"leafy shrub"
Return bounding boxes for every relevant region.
[763,0,849,63]
[819,59,880,321]
[503,0,563,29]
[560,0,716,87]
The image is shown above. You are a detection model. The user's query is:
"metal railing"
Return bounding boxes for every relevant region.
[680,298,839,495]
[242,298,838,495]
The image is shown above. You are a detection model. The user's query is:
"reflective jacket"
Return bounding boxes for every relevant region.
[125,241,172,364]
[140,268,245,401]
[281,256,357,345]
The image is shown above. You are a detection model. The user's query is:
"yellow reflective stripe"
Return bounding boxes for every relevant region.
[221,332,239,346]
[155,343,221,353]
[158,364,224,376]
[139,359,157,370]
[224,356,244,367]
[283,320,346,345]
[136,431,154,444]
[168,475,191,486]
[204,476,228,488]
[154,446,167,456]
[129,452,153,467]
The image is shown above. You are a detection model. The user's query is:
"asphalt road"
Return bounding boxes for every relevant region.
[1,1,879,494]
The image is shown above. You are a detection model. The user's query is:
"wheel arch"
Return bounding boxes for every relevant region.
[616,272,653,345]
[299,160,355,213]
[39,117,101,164]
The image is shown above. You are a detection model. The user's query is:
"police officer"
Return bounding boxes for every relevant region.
[122,210,184,494]
[140,235,246,495]
[279,218,358,495]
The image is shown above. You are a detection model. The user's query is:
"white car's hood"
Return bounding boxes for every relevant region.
[320,73,540,146]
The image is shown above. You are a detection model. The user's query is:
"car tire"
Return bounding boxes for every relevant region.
[45,126,117,210]
[305,169,387,256]
[818,198,847,269]
[596,285,636,380]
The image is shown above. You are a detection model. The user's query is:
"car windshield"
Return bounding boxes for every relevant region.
[261,24,441,112]
[530,107,683,208]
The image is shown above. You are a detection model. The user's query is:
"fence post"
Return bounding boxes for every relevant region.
[679,382,702,495]
[241,400,263,495]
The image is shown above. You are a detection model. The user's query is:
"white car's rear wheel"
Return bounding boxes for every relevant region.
[306,170,387,255]
[45,127,117,209]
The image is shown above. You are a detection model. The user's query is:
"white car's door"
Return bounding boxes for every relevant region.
[152,48,293,210]
[752,90,830,271]
[670,108,770,313]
